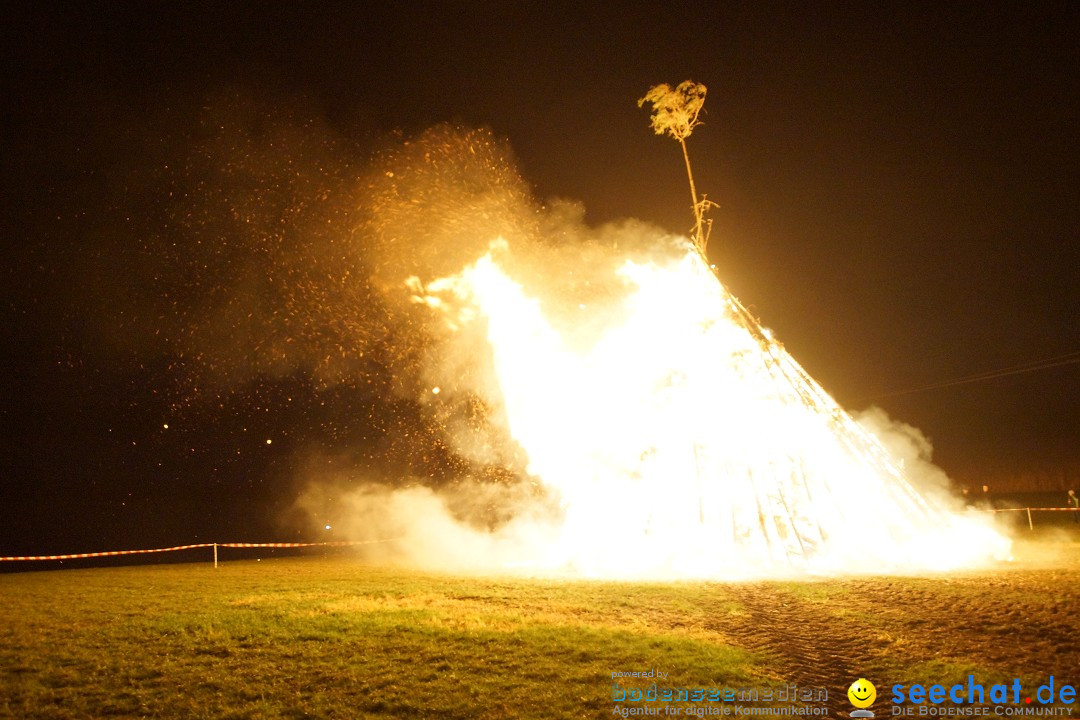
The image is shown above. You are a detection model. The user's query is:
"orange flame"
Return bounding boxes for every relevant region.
[412,239,1010,578]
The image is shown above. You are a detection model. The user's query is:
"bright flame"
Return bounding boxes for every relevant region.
[414,239,1010,578]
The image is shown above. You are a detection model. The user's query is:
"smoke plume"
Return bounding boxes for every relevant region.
[118,95,1007,577]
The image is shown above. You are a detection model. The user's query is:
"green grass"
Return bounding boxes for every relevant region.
[2,540,1077,719]
[0,559,770,719]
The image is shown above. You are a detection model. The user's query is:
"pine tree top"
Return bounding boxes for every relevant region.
[638,81,707,142]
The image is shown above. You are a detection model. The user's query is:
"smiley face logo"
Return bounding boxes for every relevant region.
[848,678,876,709]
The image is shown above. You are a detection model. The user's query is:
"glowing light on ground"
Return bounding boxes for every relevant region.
[413,239,1010,578]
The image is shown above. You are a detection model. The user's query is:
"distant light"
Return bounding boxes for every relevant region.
[324,524,332,531]
[431,387,441,395]
[265,439,272,445]
[163,423,169,429]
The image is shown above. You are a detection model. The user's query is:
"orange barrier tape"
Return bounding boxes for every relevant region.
[0,543,214,562]
[986,507,1080,512]
[216,539,393,552]
[0,539,397,562]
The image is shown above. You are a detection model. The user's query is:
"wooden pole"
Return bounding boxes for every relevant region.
[1026,507,1033,531]
[213,542,218,568]
[679,138,703,252]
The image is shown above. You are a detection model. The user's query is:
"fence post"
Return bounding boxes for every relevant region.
[213,543,218,568]
[1026,508,1033,531]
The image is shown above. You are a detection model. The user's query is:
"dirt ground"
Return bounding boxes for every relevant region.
[709,537,1079,715]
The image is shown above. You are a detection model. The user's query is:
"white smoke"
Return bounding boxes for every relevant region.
[288,127,1011,579]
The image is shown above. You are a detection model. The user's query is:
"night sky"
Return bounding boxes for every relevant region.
[2,2,1077,555]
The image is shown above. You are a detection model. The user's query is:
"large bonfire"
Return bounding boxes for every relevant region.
[375,83,1010,579]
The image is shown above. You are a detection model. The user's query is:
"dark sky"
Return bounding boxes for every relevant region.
[2,1,1077,553]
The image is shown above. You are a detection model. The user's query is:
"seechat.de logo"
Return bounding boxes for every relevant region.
[849,678,877,718]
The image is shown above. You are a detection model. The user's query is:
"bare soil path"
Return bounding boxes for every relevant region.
[708,563,1080,715]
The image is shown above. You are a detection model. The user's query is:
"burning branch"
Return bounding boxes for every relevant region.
[638,80,718,257]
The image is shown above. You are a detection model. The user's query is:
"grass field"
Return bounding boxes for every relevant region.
[2,533,1078,719]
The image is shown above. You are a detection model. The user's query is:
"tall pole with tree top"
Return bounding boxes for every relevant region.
[638,80,718,258]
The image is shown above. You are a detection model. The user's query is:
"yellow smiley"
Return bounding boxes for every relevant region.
[848,678,876,708]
